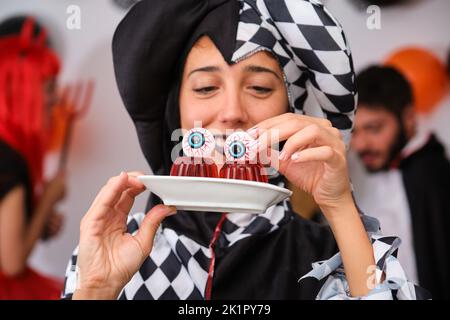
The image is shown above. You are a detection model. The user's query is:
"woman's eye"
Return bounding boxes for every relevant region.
[250,86,273,94]
[193,86,218,94]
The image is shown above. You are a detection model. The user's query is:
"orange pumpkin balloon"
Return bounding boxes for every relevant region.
[385,47,448,114]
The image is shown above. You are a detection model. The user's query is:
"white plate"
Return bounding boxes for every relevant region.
[138,175,292,214]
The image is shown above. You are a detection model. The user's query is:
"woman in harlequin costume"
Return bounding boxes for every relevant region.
[0,17,65,300]
[64,0,429,300]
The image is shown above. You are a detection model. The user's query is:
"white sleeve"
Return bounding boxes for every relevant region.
[299,215,431,300]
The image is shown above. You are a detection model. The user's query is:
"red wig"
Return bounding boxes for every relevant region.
[0,17,60,201]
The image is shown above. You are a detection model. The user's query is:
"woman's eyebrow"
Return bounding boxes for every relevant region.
[244,65,281,80]
[188,66,221,77]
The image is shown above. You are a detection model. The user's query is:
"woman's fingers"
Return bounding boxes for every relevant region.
[91,172,128,209]
[134,205,177,256]
[88,172,146,220]
[126,171,146,178]
[114,183,147,216]
[117,175,147,214]
[249,113,332,139]
[246,114,346,180]
[279,124,344,162]
[290,146,341,166]
[249,115,333,155]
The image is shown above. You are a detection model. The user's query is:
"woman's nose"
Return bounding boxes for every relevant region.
[216,89,249,127]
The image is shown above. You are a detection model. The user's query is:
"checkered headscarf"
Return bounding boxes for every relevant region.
[232,0,357,146]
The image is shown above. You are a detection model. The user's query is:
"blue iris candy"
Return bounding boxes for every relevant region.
[188,132,205,149]
[229,141,246,159]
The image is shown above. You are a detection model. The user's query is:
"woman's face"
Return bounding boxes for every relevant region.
[180,36,289,134]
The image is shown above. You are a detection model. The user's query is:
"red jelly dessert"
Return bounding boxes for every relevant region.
[171,128,268,183]
[170,128,218,178]
[219,161,268,183]
[170,156,218,178]
[219,131,268,183]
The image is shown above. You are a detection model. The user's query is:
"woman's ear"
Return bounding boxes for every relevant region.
[402,105,417,139]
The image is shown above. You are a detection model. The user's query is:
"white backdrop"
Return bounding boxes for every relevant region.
[0,0,449,279]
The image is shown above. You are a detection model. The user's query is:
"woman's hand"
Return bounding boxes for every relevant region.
[40,171,67,240]
[73,172,177,300]
[249,114,376,297]
[249,113,351,215]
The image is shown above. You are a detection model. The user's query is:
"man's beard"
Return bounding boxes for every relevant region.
[363,120,409,173]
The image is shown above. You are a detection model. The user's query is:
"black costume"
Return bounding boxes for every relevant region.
[0,139,33,220]
[400,135,450,299]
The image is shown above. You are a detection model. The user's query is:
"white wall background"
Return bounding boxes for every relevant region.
[0,0,449,279]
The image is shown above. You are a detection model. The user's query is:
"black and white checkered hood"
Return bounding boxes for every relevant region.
[232,0,356,146]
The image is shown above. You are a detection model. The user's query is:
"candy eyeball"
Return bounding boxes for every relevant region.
[224,131,258,162]
[220,132,268,183]
[182,128,215,157]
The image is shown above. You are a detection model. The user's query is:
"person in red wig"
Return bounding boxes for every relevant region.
[0,16,66,300]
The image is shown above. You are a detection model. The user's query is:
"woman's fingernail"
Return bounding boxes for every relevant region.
[167,206,177,216]
[291,152,301,161]
[278,151,286,161]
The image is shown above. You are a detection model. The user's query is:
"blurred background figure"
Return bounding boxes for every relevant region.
[350,64,450,299]
[0,16,66,299]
